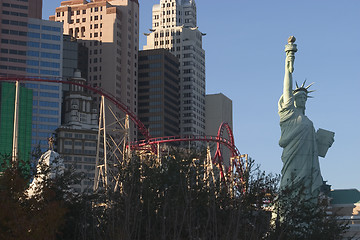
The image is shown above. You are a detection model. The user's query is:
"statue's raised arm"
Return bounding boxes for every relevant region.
[283,36,297,103]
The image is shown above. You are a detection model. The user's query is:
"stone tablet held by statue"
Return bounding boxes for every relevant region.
[316,128,335,158]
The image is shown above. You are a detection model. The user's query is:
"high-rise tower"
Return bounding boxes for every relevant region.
[144,0,206,138]
[0,0,63,152]
[0,0,43,77]
[50,0,139,141]
[138,49,180,138]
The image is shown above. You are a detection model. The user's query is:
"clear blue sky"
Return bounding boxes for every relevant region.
[43,0,360,190]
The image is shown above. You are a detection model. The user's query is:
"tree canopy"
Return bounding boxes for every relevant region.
[0,149,350,239]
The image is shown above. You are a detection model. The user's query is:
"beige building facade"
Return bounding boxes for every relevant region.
[50,0,139,140]
[205,93,233,137]
[205,93,233,166]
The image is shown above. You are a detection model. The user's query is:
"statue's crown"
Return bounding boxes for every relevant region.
[293,80,315,97]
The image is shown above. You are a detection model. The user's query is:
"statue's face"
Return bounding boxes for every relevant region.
[294,92,307,109]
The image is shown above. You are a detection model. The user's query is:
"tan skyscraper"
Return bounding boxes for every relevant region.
[144,0,206,138]
[50,0,139,140]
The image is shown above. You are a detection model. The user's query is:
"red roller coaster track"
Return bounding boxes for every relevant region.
[0,77,243,175]
[0,76,151,141]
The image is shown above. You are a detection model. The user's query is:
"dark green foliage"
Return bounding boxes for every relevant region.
[80,150,280,240]
[0,160,66,240]
[0,150,351,240]
[268,186,350,240]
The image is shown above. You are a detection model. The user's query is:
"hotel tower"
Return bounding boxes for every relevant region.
[144,0,206,138]
[50,0,139,140]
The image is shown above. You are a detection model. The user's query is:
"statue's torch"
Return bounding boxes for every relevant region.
[285,36,297,73]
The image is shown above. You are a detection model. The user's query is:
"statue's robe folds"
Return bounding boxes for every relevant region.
[278,95,323,199]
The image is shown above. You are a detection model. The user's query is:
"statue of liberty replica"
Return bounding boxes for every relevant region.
[278,36,334,200]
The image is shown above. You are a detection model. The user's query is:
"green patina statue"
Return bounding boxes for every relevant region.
[278,36,334,200]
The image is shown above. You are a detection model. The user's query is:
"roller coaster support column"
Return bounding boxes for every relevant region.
[12,81,20,162]
[123,115,131,160]
[157,143,160,164]
[205,143,216,187]
[94,96,108,192]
